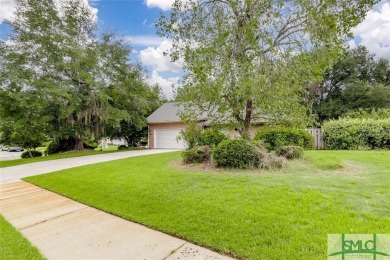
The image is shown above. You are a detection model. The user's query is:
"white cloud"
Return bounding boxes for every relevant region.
[147,70,179,99]
[140,40,182,72]
[351,1,390,60]
[0,0,98,24]
[144,0,175,11]
[4,37,15,45]
[85,0,99,23]
[347,40,357,49]
[125,35,164,47]
[0,0,15,23]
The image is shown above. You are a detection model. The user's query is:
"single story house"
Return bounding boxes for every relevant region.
[147,102,266,149]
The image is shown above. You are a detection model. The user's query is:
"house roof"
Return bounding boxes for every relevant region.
[147,102,269,124]
[147,102,209,124]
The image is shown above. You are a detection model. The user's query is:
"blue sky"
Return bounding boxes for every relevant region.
[91,0,160,41]
[0,0,389,98]
[0,0,182,98]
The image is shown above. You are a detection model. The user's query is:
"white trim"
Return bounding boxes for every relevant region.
[153,129,157,149]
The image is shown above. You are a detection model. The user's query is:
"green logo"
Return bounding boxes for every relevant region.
[328,234,390,259]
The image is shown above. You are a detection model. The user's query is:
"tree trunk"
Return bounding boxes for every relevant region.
[124,136,131,147]
[74,136,84,151]
[241,99,253,140]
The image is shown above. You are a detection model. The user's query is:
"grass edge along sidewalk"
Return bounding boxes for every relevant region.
[24,151,390,259]
[0,214,45,260]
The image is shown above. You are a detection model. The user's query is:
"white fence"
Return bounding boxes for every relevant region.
[306,128,325,150]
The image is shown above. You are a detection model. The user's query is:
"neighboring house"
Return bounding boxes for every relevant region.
[100,137,128,147]
[147,102,266,149]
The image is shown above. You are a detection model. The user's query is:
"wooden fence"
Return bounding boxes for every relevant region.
[306,128,325,150]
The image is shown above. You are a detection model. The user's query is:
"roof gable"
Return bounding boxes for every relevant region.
[147,102,208,123]
[147,102,269,124]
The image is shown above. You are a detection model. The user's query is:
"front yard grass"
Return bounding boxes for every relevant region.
[25,151,390,259]
[0,214,45,260]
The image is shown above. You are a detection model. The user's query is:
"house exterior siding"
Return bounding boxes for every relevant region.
[148,122,264,149]
[147,102,268,149]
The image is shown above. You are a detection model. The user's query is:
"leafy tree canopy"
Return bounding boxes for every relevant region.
[0,0,159,150]
[157,0,378,139]
[309,46,390,122]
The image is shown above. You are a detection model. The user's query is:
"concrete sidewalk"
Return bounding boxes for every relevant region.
[0,181,232,260]
[0,149,177,183]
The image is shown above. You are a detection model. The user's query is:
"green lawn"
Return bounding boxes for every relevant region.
[0,147,139,168]
[0,214,45,260]
[24,151,390,259]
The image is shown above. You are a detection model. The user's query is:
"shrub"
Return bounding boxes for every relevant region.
[254,128,313,150]
[47,138,75,154]
[118,145,139,151]
[323,118,390,150]
[21,150,42,159]
[213,139,259,169]
[258,154,287,169]
[250,140,270,152]
[118,145,128,150]
[182,146,211,164]
[275,146,304,160]
[47,138,99,154]
[83,140,98,149]
[178,124,202,149]
[342,108,390,120]
[198,129,227,147]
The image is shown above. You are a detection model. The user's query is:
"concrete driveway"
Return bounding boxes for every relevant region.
[0,149,234,259]
[0,149,177,183]
[0,181,232,260]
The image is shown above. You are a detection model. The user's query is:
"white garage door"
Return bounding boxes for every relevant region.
[154,129,186,149]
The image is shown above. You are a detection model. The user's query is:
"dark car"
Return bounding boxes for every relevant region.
[8,147,24,152]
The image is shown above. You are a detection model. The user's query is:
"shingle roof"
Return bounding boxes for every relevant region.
[147,102,270,124]
[147,102,209,123]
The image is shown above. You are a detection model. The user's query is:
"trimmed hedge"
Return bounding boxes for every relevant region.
[213,139,286,169]
[199,129,227,147]
[213,139,259,169]
[275,146,304,160]
[250,140,271,151]
[21,150,42,159]
[254,128,313,150]
[323,118,390,150]
[182,146,211,164]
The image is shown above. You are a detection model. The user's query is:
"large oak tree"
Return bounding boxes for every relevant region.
[0,0,157,150]
[157,0,378,139]
[308,46,390,122]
